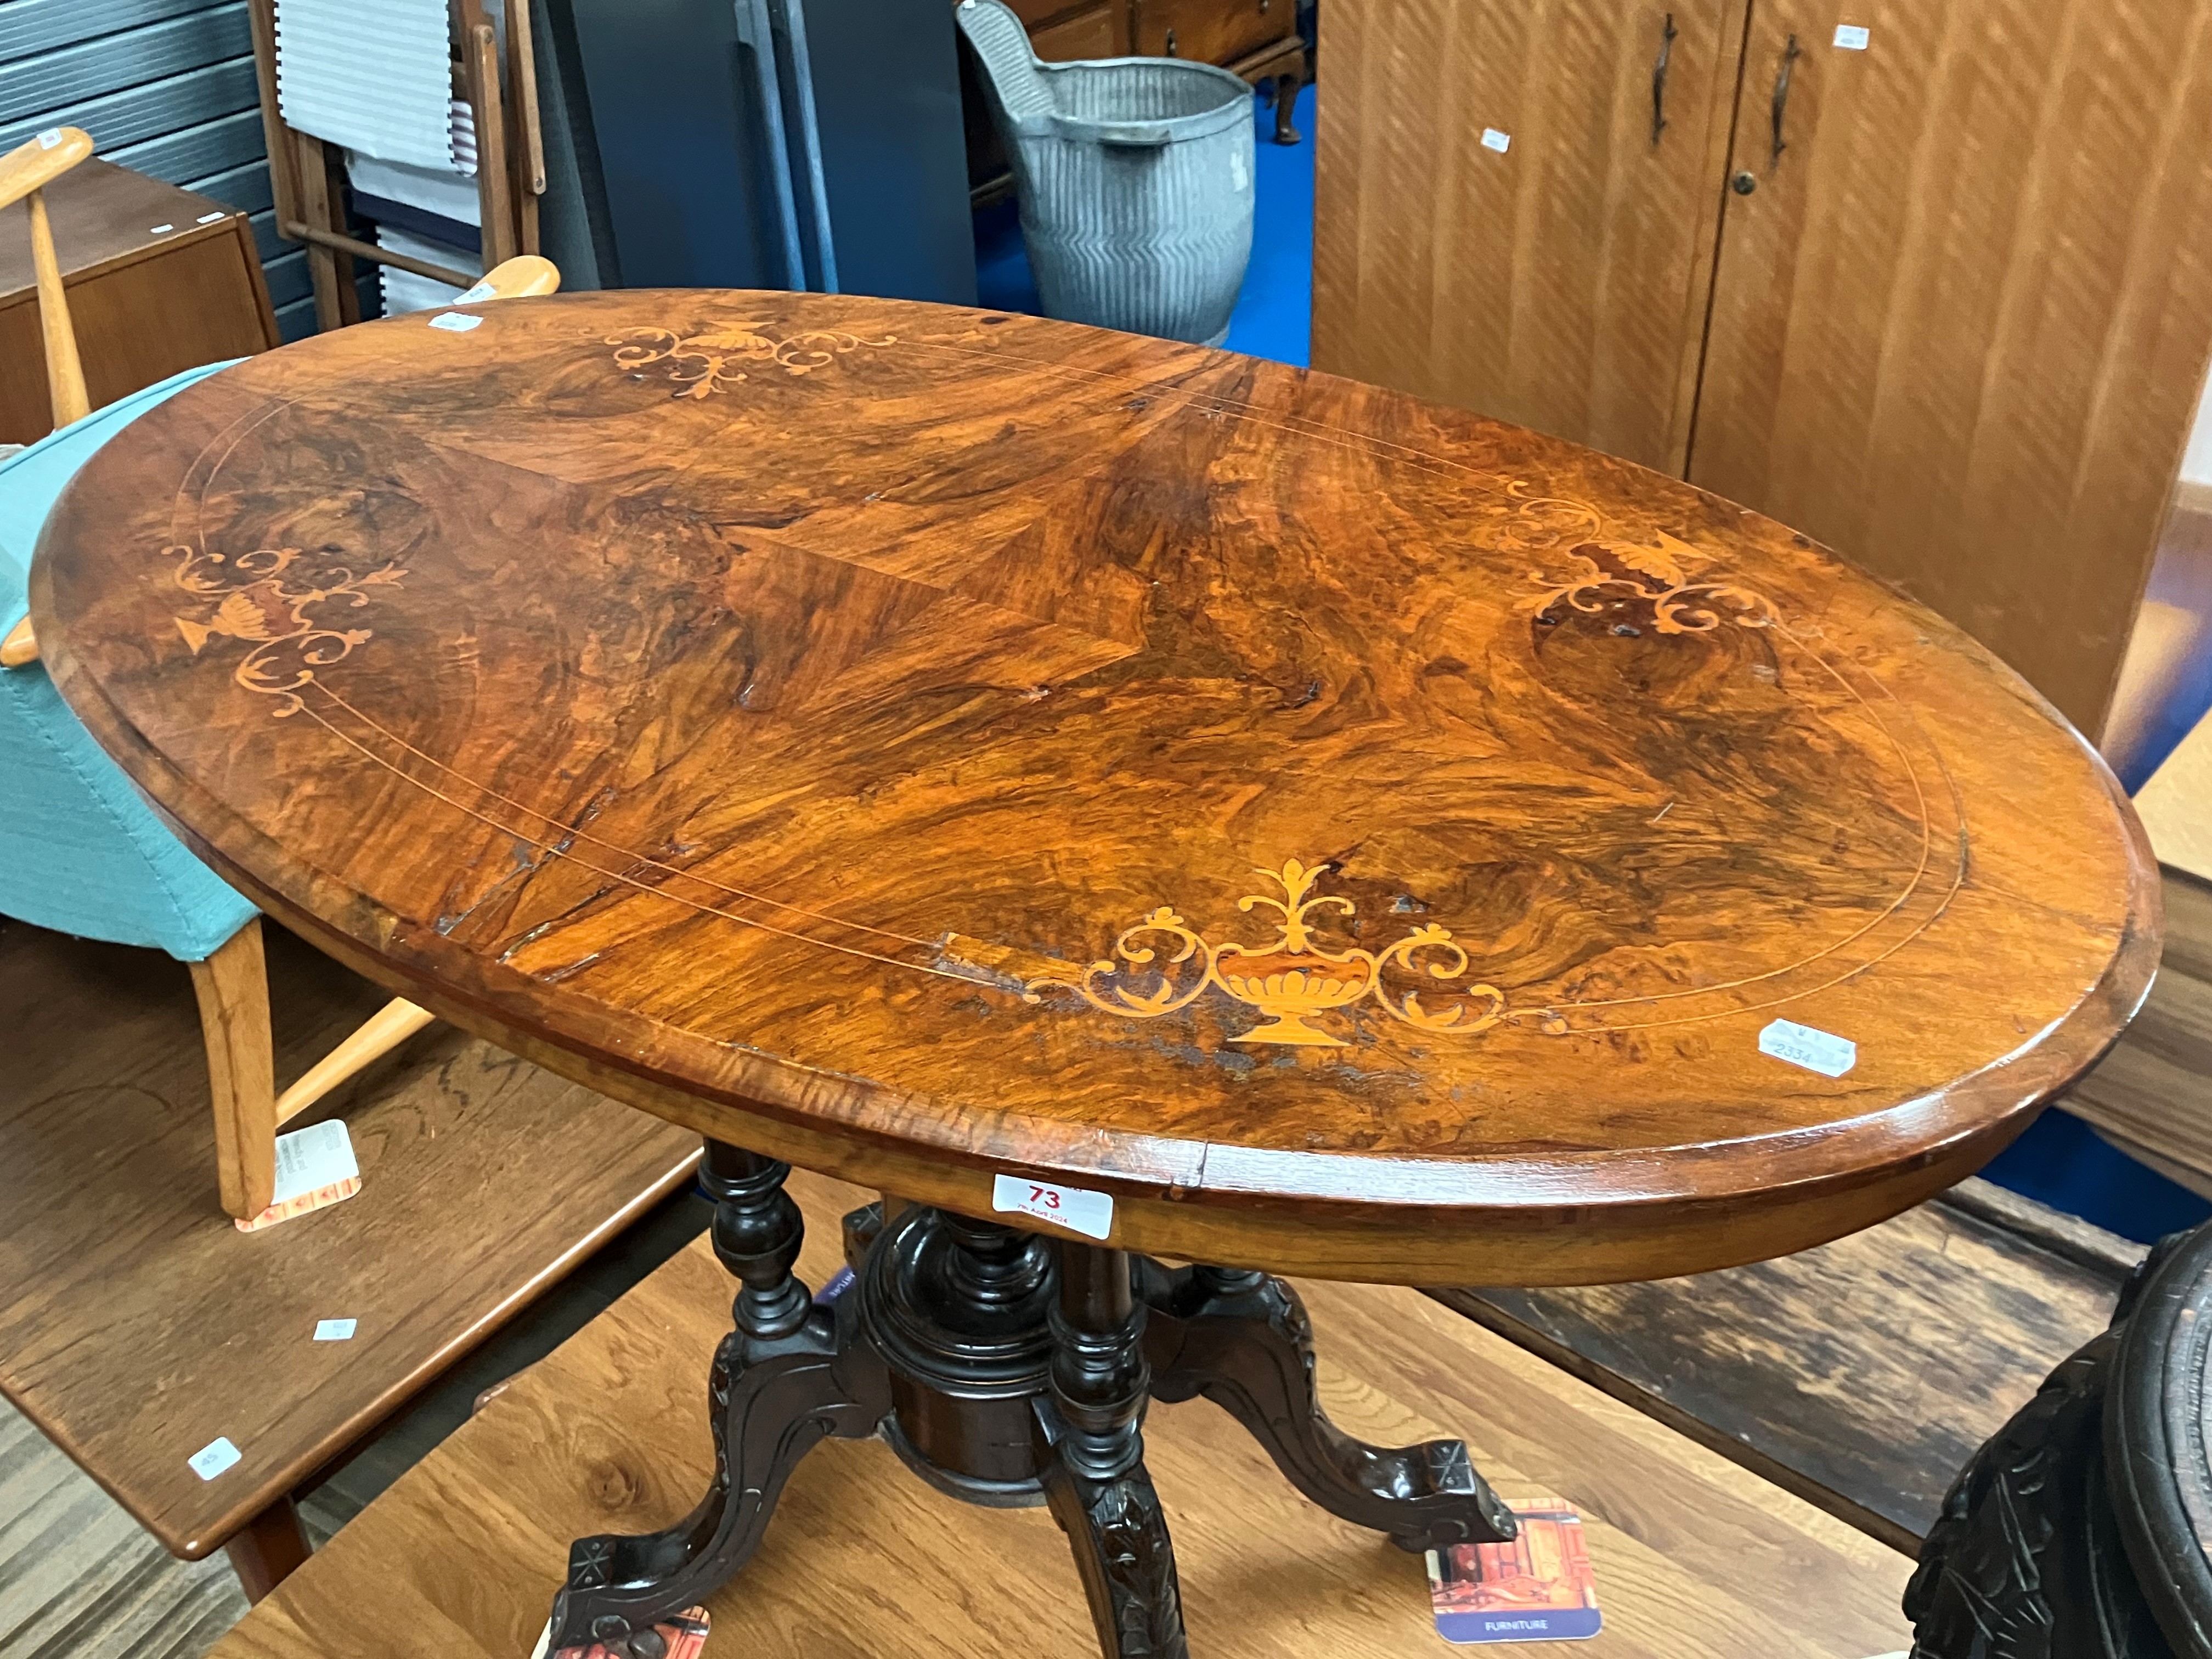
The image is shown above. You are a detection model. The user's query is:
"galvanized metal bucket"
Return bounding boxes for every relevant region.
[957,0,1255,347]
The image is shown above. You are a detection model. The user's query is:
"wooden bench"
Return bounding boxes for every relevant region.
[0,916,700,1600]
[209,1167,1916,1659]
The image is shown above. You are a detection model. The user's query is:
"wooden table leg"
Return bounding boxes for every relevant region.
[545,1142,891,1655]
[1037,1242,1190,1659]
[224,1495,312,1602]
[1141,1262,1516,1550]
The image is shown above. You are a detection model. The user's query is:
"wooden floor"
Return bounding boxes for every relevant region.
[214,1170,1915,1659]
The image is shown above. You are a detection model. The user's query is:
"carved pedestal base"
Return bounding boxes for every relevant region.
[547,1146,1515,1659]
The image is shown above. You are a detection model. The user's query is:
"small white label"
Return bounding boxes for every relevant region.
[1759,1018,1858,1078]
[313,1318,357,1341]
[1481,127,1512,155]
[149,223,175,235]
[188,1437,241,1481]
[195,211,225,224]
[37,128,63,149]
[429,311,483,332]
[1229,150,1249,191]
[992,1173,1114,1240]
[271,1119,359,1206]
[1833,23,1870,48]
[454,280,496,303]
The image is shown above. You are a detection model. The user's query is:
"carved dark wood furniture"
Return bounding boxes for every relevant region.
[30,291,2158,1657]
[1907,1217,2212,1658]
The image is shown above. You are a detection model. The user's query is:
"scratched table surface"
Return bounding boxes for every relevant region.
[33,290,2158,1286]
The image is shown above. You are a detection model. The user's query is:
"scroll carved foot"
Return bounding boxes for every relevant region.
[546,1144,891,1655]
[1139,1262,1515,1551]
[1037,1403,1190,1659]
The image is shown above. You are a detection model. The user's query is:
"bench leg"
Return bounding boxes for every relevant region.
[225,1496,312,1602]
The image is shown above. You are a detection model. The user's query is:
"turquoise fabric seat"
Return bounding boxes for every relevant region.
[0,363,258,962]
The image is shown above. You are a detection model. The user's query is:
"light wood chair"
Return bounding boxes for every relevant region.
[0,126,562,1220]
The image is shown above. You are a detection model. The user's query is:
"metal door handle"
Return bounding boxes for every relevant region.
[1651,12,1678,146]
[735,0,806,289]
[1770,33,1802,170]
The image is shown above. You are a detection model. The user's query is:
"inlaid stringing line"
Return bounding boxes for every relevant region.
[298,688,997,990]
[313,683,940,952]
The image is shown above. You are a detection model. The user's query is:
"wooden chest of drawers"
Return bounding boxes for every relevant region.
[0,159,276,445]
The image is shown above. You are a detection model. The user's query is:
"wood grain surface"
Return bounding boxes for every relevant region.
[1435,1178,2135,1555]
[30,290,2158,1286]
[0,917,699,1558]
[210,1168,1916,1659]
[1689,0,2212,738]
[1312,0,1744,474]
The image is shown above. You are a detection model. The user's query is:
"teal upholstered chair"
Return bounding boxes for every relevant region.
[0,126,470,1221]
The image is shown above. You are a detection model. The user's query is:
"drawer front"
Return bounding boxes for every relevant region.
[1132,0,1293,67]
[1031,4,1120,60]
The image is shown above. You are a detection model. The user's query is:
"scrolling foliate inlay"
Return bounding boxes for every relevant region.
[166,544,406,718]
[606,324,896,399]
[1025,860,1527,1047]
[1524,530,1780,635]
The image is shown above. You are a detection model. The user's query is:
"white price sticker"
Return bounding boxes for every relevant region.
[196,211,226,224]
[1833,24,1870,48]
[1759,1018,1858,1078]
[271,1119,359,1206]
[188,1436,241,1481]
[149,223,175,235]
[1481,128,1512,155]
[429,311,484,332]
[992,1173,1114,1240]
[454,280,497,303]
[313,1318,357,1341]
[37,128,63,149]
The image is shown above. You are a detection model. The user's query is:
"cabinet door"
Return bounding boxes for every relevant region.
[1690,2,2212,736]
[1312,0,1746,472]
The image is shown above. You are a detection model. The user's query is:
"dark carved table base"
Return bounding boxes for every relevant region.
[546,1143,1516,1658]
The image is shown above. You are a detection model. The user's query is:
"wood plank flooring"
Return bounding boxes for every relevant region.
[1436,1179,2135,1554]
[212,1170,1917,1659]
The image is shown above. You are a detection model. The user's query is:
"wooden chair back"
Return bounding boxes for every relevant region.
[0,126,94,430]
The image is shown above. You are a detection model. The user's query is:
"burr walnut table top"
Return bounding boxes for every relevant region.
[32,290,2158,1285]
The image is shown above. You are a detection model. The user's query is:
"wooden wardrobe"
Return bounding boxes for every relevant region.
[1313,0,2212,738]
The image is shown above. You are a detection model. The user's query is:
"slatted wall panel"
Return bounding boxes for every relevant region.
[0,0,372,342]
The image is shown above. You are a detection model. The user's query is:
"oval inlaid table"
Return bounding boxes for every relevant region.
[35,291,2158,1657]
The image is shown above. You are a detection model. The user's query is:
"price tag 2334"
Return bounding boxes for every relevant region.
[992,1173,1114,1240]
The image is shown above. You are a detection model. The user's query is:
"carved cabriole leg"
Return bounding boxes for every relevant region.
[1036,1243,1189,1659]
[1141,1262,1516,1551]
[546,1142,890,1657]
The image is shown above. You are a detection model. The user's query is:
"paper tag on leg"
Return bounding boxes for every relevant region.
[1426,1489,1601,1643]
[236,1119,362,1232]
[992,1173,1113,1240]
